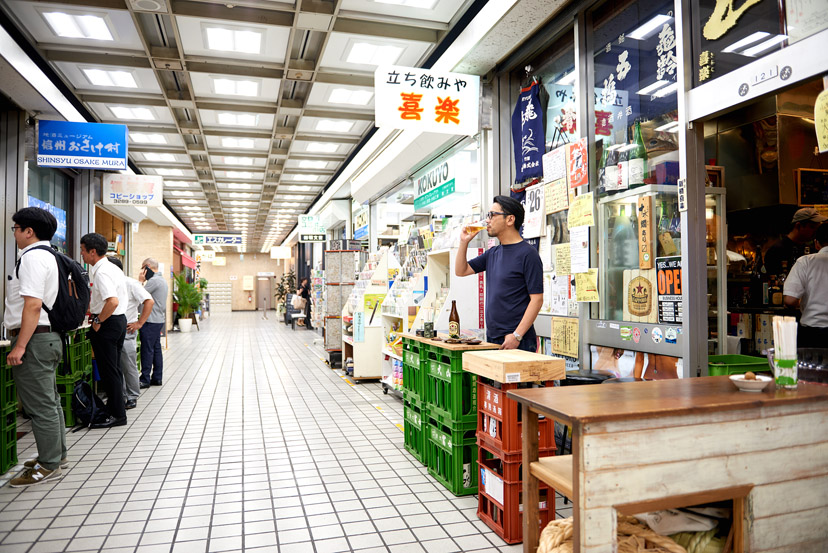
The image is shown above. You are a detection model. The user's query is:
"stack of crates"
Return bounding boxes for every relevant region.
[57,328,94,427]
[476,377,556,544]
[0,345,17,475]
[423,344,481,496]
[402,338,427,464]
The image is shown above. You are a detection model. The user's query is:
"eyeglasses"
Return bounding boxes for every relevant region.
[486,211,508,220]
[10,226,22,233]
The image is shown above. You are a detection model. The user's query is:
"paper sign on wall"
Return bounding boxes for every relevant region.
[550,274,571,316]
[575,269,599,302]
[242,275,255,291]
[638,195,654,269]
[569,226,590,274]
[566,138,589,189]
[554,243,571,275]
[539,234,553,272]
[542,146,567,182]
[816,88,828,153]
[546,179,569,214]
[568,192,595,228]
[213,257,226,266]
[354,312,365,343]
[551,317,579,358]
[522,183,545,238]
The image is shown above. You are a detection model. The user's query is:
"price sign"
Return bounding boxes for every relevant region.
[522,183,545,238]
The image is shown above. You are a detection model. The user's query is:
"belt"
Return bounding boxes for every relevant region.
[10,325,52,337]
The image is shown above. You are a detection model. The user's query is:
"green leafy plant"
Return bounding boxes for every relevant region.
[173,272,204,318]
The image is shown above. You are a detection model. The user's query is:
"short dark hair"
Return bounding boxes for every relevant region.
[493,195,525,230]
[107,256,123,271]
[816,224,828,246]
[80,233,108,257]
[12,207,57,241]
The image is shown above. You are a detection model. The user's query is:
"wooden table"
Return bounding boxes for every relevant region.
[399,332,500,351]
[508,377,828,553]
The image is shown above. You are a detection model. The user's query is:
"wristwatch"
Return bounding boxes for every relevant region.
[513,331,522,342]
[92,315,100,325]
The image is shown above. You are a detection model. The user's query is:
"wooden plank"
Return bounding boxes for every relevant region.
[734,495,745,553]
[581,441,828,510]
[579,507,617,550]
[752,539,828,553]
[581,410,828,470]
[615,485,752,515]
[399,332,499,351]
[530,455,573,499]
[522,404,540,553]
[750,473,828,518]
[463,350,565,383]
[507,378,828,425]
[750,505,828,550]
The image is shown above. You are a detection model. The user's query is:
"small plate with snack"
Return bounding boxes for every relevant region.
[729,372,772,392]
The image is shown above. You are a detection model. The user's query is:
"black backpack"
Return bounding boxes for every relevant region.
[71,380,108,430]
[16,245,90,332]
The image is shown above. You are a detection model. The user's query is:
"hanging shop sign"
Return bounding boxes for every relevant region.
[193,233,243,246]
[353,208,369,240]
[195,250,215,262]
[656,256,683,324]
[512,80,548,183]
[374,65,480,136]
[37,120,128,170]
[103,174,163,207]
[414,157,456,210]
[299,215,327,243]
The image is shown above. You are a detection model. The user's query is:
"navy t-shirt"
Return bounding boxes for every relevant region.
[468,241,544,340]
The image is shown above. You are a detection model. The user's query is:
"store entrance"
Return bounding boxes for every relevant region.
[700,76,828,356]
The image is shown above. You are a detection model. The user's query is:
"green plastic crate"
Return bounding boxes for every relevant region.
[708,355,770,376]
[423,361,477,427]
[403,398,426,465]
[402,362,424,404]
[426,347,464,372]
[425,417,478,496]
[1,380,15,414]
[0,420,16,475]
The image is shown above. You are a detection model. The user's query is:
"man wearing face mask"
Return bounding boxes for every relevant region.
[138,258,168,388]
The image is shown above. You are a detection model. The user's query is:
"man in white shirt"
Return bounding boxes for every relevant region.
[80,233,129,428]
[107,257,153,410]
[4,207,67,487]
[784,224,828,348]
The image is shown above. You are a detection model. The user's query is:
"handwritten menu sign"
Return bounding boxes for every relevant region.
[575,269,599,302]
[546,179,569,214]
[542,146,567,182]
[554,243,571,275]
[568,192,595,228]
[551,317,579,358]
[566,138,589,189]
[569,226,589,274]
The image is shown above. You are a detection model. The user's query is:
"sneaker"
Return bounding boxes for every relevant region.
[23,458,69,470]
[9,464,62,488]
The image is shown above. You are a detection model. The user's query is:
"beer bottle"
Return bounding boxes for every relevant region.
[449,300,460,339]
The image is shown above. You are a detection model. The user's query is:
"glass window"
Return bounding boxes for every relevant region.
[538,30,577,151]
[693,0,828,85]
[592,0,681,322]
[26,164,71,253]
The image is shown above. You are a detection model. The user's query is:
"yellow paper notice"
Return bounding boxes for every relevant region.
[816,88,828,153]
[546,179,569,214]
[551,317,579,358]
[575,269,599,302]
[554,244,571,275]
[568,192,595,227]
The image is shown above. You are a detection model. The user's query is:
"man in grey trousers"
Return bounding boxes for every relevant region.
[139,258,168,387]
[107,257,153,409]
[4,207,67,487]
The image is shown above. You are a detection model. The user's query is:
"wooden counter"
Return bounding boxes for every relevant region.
[399,332,499,351]
[508,377,828,553]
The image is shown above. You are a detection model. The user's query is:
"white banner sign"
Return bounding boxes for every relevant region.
[374,65,480,136]
[103,174,163,207]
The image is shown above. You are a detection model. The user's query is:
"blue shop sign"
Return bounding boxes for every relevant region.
[37,120,128,170]
[193,234,243,246]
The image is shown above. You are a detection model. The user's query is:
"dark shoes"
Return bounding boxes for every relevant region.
[150,380,162,386]
[90,416,127,429]
[125,399,137,410]
[139,382,151,389]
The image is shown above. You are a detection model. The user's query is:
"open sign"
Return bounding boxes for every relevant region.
[656,256,683,324]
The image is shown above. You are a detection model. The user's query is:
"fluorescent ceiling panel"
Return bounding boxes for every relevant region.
[345,41,404,65]
[109,106,155,120]
[83,68,136,88]
[316,119,354,133]
[42,11,113,40]
[306,142,339,153]
[212,77,258,97]
[221,137,256,149]
[217,112,258,126]
[130,133,166,144]
[328,87,373,105]
[205,26,262,54]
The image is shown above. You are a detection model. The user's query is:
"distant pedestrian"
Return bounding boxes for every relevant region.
[297,277,313,329]
[4,207,68,487]
[107,257,153,410]
[139,258,168,387]
[80,233,128,428]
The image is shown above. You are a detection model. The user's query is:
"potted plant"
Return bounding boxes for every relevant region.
[173,272,203,332]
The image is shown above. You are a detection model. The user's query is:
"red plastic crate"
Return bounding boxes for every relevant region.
[477,380,555,455]
[478,470,553,544]
[477,440,554,483]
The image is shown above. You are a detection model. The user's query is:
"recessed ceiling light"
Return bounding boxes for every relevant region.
[83,68,137,88]
[306,142,338,154]
[196,226,212,230]
[169,190,195,197]
[131,133,167,144]
[164,180,196,188]
[316,119,354,133]
[223,156,255,166]
[110,106,155,120]
[374,0,438,7]
[285,185,314,192]
[182,206,208,211]
[346,42,403,66]
[283,202,301,207]
[205,26,263,54]
[177,199,199,204]
[328,88,373,106]
[228,207,254,212]
[144,152,177,162]
[230,201,257,206]
[156,168,184,176]
[741,34,788,57]
[221,137,256,149]
[281,195,306,200]
[212,77,259,97]
[227,192,256,198]
[288,174,319,181]
[217,112,258,127]
[226,171,255,179]
[43,12,113,41]
[226,182,253,189]
[297,160,327,169]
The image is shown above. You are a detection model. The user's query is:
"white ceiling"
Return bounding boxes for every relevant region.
[0,0,476,251]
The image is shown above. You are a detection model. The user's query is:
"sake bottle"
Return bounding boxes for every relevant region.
[597,139,609,197]
[629,120,648,188]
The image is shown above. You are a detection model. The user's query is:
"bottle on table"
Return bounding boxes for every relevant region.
[449,300,460,340]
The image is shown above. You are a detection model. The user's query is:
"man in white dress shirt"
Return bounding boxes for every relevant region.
[107,257,153,410]
[80,233,129,428]
[4,207,67,487]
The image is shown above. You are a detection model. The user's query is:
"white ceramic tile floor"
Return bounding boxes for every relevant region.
[0,312,569,552]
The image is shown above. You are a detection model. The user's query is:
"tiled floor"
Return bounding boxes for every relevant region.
[0,312,571,552]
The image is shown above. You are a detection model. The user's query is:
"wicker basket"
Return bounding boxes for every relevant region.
[538,515,688,553]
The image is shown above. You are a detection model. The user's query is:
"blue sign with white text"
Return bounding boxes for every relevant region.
[37,120,128,170]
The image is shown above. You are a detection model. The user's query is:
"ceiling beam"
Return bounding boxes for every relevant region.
[202,129,272,139]
[315,72,374,87]
[44,50,152,68]
[171,1,294,27]
[332,18,437,43]
[294,134,359,144]
[80,94,168,106]
[195,101,278,114]
[302,108,374,121]
[184,60,284,79]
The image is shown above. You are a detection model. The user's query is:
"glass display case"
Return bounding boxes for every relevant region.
[706,187,727,354]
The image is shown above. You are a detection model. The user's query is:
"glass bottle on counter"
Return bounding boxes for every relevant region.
[597,139,609,197]
[617,140,630,192]
[449,300,460,339]
[605,142,619,195]
[769,276,783,306]
[628,120,648,189]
